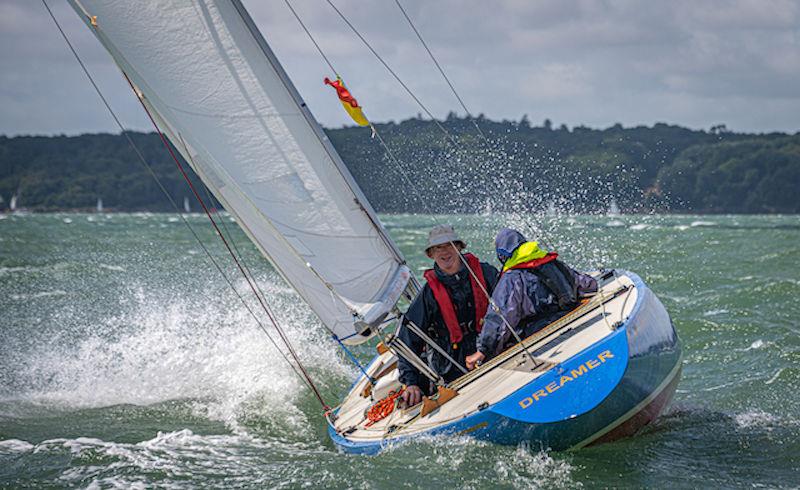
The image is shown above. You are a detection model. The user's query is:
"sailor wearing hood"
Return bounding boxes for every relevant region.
[466,228,598,369]
[398,225,500,406]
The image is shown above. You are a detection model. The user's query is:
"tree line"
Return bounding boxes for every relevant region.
[1,117,798,213]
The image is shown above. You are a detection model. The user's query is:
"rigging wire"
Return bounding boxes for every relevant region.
[285,1,540,367]
[282,0,338,78]
[125,71,330,410]
[323,0,460,149]
[325,0,557,255]
[43,0,330,411]
[393,0,488,143]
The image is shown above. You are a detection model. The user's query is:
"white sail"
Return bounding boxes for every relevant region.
[9,195,17,212]
[69,0,412,344]
[183,197,191,214]
[96,197,103,212]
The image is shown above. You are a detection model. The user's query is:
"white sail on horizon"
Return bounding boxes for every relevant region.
[69,0,412,344]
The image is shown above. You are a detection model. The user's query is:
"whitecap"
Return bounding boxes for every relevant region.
[629,223,649,231]
[10,290,68,301]
[703,309,728,317]
[493,442,580,489]
[690,221,716,227]
[13,430,279,488]
[0,438,35,453]
[734,410,782,428]
[765,368,783,385]
[62,218,73,224]
[605,220,625,227]
[746,339,765,350]
[0,266,33,276]
[99,264,126,272]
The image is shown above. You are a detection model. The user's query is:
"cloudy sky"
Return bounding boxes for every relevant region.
[1,0,799,136]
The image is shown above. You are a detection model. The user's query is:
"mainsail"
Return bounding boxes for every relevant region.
[69,0,412,344]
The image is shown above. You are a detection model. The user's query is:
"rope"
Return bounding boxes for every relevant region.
[365,387,405,427]
[45,0,330,411]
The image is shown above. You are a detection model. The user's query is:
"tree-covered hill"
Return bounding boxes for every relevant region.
[1,117,797,213]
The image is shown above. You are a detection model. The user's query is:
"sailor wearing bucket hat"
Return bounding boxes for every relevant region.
[398,225,500,406]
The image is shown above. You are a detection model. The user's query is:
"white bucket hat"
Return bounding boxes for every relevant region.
[425,224,466,253]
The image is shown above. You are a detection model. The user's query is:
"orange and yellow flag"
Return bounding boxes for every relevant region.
[324,77,369,126]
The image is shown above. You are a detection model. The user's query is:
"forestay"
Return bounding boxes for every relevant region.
[69,0,411,344]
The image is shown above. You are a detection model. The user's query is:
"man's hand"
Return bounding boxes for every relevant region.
[465,351,485,370]
[401,385,423,406]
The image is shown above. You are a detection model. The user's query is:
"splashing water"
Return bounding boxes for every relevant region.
[1,213,799,487]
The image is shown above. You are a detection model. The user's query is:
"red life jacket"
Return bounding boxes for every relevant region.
[423,253,489,345]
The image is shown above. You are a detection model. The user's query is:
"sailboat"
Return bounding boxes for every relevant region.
[96,197,104,213]
[183,196,191,214]
[607,198,621,216]
[67,0,680,453]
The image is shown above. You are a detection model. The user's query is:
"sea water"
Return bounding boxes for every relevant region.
[1,213,798,488]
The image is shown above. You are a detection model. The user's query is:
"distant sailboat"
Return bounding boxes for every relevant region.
[96,197,104,213]
[183,196,191,213]
[607,198,621,216]
[9,194,18,212]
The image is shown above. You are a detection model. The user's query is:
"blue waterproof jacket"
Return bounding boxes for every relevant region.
[477,229,598,357]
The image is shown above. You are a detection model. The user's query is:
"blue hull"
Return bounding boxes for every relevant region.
[329,272,681,454]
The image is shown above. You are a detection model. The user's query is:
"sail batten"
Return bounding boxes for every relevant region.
[70,0,411,343]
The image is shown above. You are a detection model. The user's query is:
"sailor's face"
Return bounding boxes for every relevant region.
[428,243,463,275]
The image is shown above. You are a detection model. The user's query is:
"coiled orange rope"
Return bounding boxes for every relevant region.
[365,388,405,427]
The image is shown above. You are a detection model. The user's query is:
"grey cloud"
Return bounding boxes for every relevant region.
[0,0,798,135]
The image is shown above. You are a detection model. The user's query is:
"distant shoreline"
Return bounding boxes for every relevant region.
[2,121,798,214]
